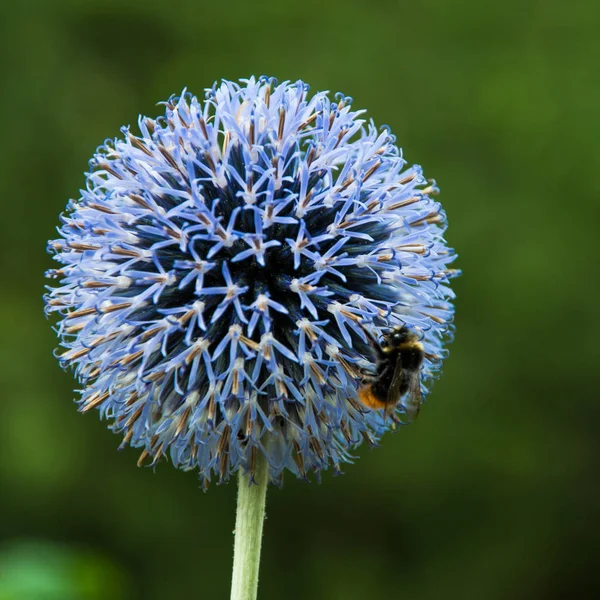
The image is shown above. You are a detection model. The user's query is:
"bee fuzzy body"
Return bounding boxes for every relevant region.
[358,325,424,420]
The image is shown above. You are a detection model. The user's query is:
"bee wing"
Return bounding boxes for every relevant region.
[404,372,422,419]
[386,353,404,406]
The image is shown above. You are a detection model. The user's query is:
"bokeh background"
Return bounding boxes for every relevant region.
[1,0,598,598]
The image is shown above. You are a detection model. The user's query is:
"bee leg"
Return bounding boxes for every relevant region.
[359,366,377,376]
[358,365,378,384]
[357,323,386,360]
[384,403,397,419]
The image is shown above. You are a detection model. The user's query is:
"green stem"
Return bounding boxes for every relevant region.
[230,451,269,600]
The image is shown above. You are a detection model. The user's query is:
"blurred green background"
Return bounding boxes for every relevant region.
[1,0,598,598]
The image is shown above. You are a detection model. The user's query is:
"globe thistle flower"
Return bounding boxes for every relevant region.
[45,77,458,487]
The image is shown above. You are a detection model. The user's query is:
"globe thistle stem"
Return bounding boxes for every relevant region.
[230,451,269,600]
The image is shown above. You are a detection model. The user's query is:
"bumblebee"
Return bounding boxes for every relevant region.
[358,325,424,421]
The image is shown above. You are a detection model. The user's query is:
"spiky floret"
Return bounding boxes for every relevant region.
[45,77,458,486]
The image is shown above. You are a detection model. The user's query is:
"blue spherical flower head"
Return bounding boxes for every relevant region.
[45,77,459,487]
